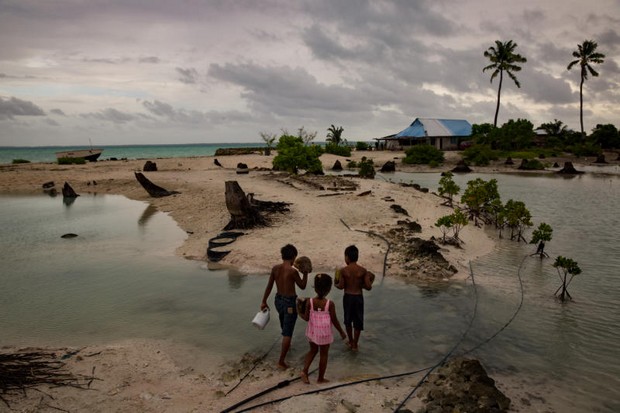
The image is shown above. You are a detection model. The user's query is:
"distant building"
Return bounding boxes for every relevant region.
[377,118,472,151]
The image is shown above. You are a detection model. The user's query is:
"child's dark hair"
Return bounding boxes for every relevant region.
[345,245,359,262]
[314,273,332,299]
[281,244,298,261]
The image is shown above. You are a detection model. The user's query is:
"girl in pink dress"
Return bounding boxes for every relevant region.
[300,273,347,384]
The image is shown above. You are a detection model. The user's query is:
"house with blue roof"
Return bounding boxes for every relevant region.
[377,118,472,151]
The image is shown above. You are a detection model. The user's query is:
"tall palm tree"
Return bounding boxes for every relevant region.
[567,40,605,136]
[326,124,344,146]
[483,40,527,127]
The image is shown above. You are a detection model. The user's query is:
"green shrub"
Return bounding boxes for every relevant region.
[57,157,86,165]
[518,159,545,170]
[272,135,323,174]
[358,157,375,178]
[324,142,352,157]
[568,143,602,157]
[12,159,31,164]
[402,144,444,165]
[355,141,370,151]
[347,160,358,168]
[462,144,499,166]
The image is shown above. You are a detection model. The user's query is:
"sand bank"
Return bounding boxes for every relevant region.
[0,149,604,412]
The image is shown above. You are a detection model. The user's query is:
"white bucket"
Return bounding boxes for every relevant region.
[252,308,270,330]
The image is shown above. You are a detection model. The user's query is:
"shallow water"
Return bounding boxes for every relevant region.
[1,171,619,412]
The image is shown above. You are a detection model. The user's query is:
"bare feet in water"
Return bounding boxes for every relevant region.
[301,371,310,384]
[317,378,330,383]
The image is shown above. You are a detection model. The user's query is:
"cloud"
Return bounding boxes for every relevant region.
[0,97,46,120]
[176,67,199,84]
[80,108,139,124]
[50,108,66,116]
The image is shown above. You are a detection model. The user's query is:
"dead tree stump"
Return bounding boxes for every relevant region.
[224,181,266,230]
[62,182,79,198]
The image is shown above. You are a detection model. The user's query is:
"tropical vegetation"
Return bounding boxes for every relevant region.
[483,40,527,127]
[567,40,606,136]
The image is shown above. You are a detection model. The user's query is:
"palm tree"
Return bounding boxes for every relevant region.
[326,124,344,146]
[567,40,605,136]
[483,40,527,127]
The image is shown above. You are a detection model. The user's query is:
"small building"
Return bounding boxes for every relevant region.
[377,118,472,151]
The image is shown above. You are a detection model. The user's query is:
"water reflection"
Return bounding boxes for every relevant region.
[138,204,158,226]
[62,196,77,206]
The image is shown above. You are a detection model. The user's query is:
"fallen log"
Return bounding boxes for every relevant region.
[134,172,180,197]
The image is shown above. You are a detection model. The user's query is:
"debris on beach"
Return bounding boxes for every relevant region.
[134,172,180,197]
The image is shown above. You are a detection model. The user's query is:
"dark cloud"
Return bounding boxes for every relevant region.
[0,97,46,120]
[80,108,138,124]
[139,56,161,64]
[50,108,66,116]
[176,67,199,84]
[209,62,370,118]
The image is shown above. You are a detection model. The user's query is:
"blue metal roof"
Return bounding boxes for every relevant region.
[395,118,472,138]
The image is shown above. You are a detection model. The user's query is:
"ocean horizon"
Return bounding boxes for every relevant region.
[0,142,268,165]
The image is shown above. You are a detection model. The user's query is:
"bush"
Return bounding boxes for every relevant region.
[568,143,602,157]
[324,142,352,157]
[462,144,499,166]
[402,144,444,165]
[12,159,31,164]
[272,135,323,174]
[347,160,358,168]
[358,157,375,178]
[518,159,545,170]
[57,157,86,165]
[355,141,370,151]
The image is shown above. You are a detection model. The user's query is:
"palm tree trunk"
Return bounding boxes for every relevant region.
[579,71,585,136]
[494,71,503,127]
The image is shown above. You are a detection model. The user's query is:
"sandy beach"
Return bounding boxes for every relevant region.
[0,149,612,412]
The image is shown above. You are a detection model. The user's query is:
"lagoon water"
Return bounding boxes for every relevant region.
[1,170,619,412]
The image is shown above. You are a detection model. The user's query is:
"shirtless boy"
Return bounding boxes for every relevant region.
[336,245,375,351]
[260,244,308,368]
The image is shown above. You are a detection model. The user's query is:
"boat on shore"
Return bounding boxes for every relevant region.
[55,148,103,162]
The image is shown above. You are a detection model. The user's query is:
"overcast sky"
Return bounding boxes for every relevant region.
[1,0,619,146]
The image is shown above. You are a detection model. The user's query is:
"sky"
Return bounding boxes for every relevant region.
[1,0,619,146]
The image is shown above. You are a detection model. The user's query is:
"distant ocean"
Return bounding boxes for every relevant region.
[0,143,266,165]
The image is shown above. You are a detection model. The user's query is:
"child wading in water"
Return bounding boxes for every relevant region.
[299,273,346,384]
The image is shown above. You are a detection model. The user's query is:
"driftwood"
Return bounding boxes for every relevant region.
[134,172,180,197]
[0,350,96,408]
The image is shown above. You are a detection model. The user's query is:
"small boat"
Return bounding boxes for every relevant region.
[55,148,103,162]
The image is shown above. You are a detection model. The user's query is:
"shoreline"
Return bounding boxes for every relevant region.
[1,150,616,412]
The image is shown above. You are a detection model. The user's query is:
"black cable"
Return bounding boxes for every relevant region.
[224,336,280,396]
[222,241,527,413]
[392,260,479,412]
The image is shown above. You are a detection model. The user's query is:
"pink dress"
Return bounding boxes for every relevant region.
[305,298,334,345]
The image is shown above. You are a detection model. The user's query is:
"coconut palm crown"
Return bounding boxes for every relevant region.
[567,40,605,136]
[483,40,527,127]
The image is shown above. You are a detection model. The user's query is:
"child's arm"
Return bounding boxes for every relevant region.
[329,301,347,340]
[295,268,308,290]
[363,270,375,291]
[260,271,275,311]
[335,267,346,290]
[298,298,310,322]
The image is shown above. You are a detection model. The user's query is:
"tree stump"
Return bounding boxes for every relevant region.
[451,159,472,173]
[62,182,79,198]
[557,162,584,174]
[332,160,343,171]
[380,160,396,172]
[224,181,266,230]
[143,161,158,171]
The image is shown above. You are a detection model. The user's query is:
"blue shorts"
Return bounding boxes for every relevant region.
[275,294,298,337]
[343,293,364,331]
